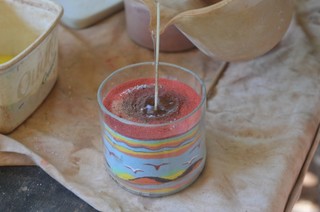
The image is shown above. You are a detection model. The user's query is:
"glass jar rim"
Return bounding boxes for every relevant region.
[97,61,206,127]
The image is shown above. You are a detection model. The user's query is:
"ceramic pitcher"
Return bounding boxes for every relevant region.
[142,0,294,61]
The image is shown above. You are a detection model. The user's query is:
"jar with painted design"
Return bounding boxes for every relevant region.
[98,62,206,197]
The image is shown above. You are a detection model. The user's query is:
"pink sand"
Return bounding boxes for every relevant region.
[103,78,202,139]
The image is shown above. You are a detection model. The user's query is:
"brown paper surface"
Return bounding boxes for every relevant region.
[1,0,320,211]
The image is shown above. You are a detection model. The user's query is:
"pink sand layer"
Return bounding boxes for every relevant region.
[103,78,202,140]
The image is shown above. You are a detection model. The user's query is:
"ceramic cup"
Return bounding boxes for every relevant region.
[124,0,195,52]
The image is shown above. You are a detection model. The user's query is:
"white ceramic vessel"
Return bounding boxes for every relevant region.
[0,0,63,133]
